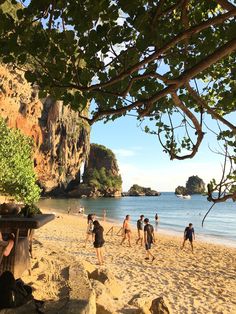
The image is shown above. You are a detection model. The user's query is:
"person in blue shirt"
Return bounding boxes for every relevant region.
[181,223,195,253]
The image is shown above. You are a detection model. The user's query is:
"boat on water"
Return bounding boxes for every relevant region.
[176,194,191,199]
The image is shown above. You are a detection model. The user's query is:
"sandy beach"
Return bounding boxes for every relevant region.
[22,211,236,314]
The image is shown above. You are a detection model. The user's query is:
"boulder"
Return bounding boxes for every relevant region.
[63,263,96,314]
[129,296,171,314]
[0,301,37,314]
[150,297,170,314]
[129,296,152,314]
[90,279,118,314]
[89,269,123,299]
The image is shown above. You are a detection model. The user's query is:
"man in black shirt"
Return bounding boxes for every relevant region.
[136,215,144,246]
[144,218,155,262]
[181,223,195,253]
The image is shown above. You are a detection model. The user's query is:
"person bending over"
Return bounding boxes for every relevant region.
[85,213,95,248]
[92,220,105,265]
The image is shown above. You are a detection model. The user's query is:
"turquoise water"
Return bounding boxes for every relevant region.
[38,193,236,247]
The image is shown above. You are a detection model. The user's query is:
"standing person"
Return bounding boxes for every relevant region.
[181,223,195,253]
[136,215,144,246]
[120,215,132,247]
[144,218,155,262]
[155,213,159,224]
[85,213,95,247]
[92,220,105,265]
[103,209,106,222]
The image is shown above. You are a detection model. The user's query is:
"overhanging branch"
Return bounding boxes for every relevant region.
[186,84,236,133]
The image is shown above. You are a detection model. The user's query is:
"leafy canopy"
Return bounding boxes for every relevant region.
[0,118,41,204]
[0,0,236,202]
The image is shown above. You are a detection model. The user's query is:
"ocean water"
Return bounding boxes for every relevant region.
[38,192,236,247]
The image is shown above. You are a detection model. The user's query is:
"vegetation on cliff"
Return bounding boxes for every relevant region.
[175,186,187,195]
[127,184,160,196]
[186,175,205,194]
[0,118,41,204]
[82,144,122,197]
[0,0,235,203]
[175,175,205,195]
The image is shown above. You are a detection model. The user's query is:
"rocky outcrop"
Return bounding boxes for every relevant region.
[174,186,187,195]
[125,184,160,197]
[0,65,90,194]
[186,175,205,194]
[129,295,171,314]
[175,175,205,195]
[68,144,122,197]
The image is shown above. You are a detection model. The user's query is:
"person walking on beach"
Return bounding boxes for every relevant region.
[155,213,159,224]
[181,223,195,253]
[120,215,132,247]
[103,209,106,222]
[85,213,95,247]
[136,215,144,246]
[92,220,105,265]
[144,218,155,262]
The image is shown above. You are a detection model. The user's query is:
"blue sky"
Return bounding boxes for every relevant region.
[91,114,228,192]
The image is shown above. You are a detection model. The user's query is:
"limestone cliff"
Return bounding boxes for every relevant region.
[0,65,90,194]
[68,144,122,197]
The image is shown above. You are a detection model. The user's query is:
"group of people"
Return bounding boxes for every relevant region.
[120,214,156,261]
[85,211,196,265]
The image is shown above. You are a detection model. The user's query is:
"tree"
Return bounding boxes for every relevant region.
[0,0,235,202]
[0,117,41,204]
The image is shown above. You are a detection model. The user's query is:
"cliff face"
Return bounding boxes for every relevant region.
[0,65,90,194]
[68,144,122,197]
[186,175,205,194]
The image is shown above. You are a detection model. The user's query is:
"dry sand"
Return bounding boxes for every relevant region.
[22,211,236,314]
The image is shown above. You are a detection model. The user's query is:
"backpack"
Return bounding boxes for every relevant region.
[0,271,33,309]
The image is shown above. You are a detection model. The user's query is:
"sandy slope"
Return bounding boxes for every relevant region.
[22,211,236,314]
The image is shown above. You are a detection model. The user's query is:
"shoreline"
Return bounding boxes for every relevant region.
[23,208,236,313]
[47,207,236,249]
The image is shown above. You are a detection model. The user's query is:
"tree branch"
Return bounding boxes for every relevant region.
[168,92,204,160]
[140,37,236,116]
[215,0,236,11]
[186,84,236,133]
[85,9,236,92]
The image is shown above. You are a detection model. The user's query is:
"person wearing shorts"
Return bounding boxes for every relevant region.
[92,220,105,265]
[136,215,144,246]
[181,223,195,253]
[85,213,95,247]
[120,215,132,247]
[144,218,155,262]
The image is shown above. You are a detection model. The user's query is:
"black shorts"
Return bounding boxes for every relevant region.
[94,241,104,248]
[145,242,152,250]
[185,236,193,243]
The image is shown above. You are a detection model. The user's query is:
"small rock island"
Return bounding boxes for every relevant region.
[122,184,161,197]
